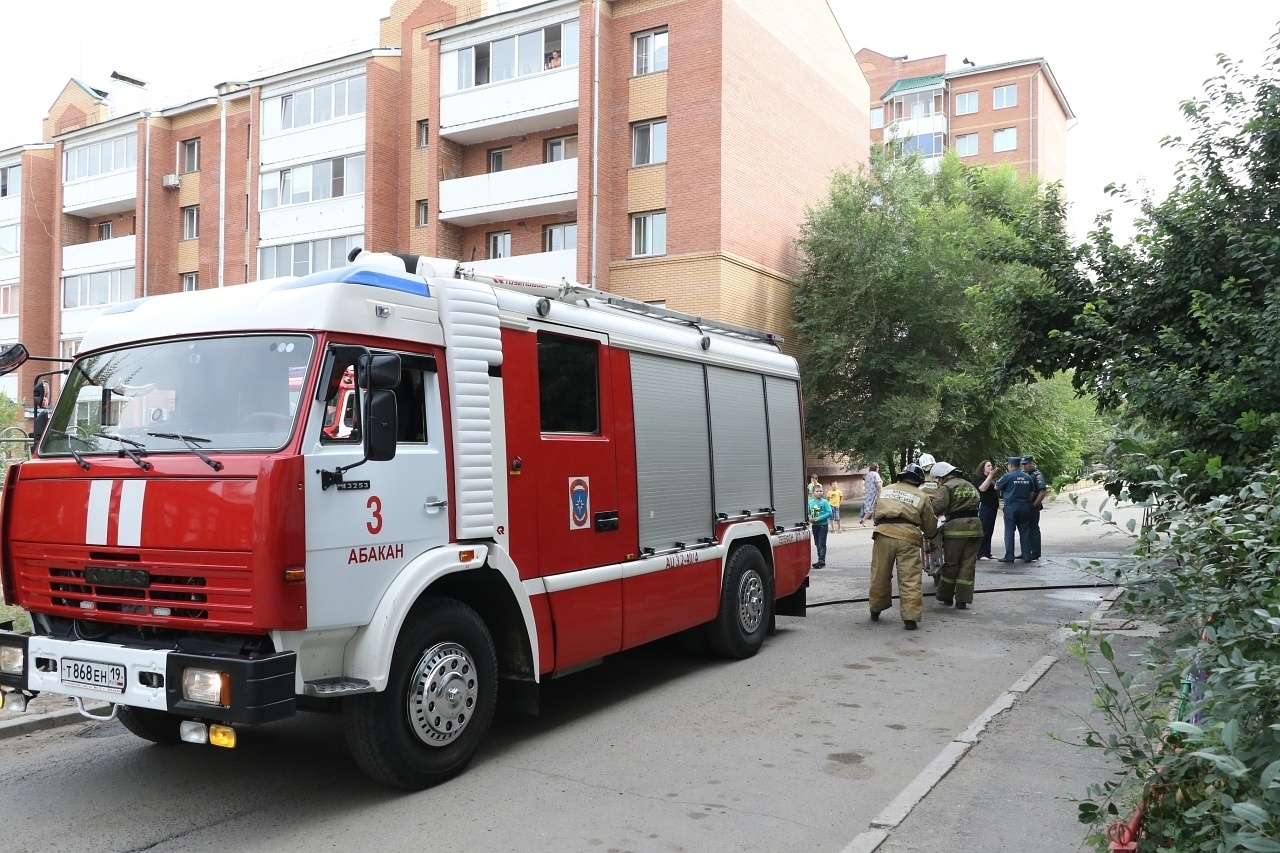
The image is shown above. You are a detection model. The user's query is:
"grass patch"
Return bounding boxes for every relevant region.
[0,601,30,633]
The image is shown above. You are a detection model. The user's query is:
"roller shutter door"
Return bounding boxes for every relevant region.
[707,366,771,518]
[765,376,806,528]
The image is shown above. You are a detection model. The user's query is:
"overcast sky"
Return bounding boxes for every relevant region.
[2,1,1276,241]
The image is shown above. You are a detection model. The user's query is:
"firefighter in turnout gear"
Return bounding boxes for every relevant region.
[870,464,938,630]
[928,462,982,609]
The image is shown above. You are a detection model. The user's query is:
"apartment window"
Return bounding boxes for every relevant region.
[956,133,978,157]
[634,28,668,75]
[0,165,19,198]
[98,221,113,240]
[955,91,978,115]
[538,333,599,433]
[993,127,1018,152]
[181,138,201,173]
[546,135,578,162]
[0,224,18,256]
[258,234,364,279]
[993,84,1017,109]
[488,147,512,173]
[260,154,366,210]
[892,89,944,122]
[182,273,198,292]
[261,75,366,134]
[0,284,17,317]
[544,223,576,252]
[488,231,512,259]
[870,107,884,130]
[417,199,430,227]
[902,132,945,158]
[60,339,80,361]
[182,205,200,240]
[62,268,134,309]
[632,119,667,166]
[445,20,579,92]
[631,211,666,257]
[417,119,430,148]
[63,133,137,181]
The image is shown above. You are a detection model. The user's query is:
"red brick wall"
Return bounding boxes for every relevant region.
[16,148,58,406]
[366,57,403,254]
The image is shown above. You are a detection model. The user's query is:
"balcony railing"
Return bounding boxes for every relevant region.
[62,235,136,276]
[439,158,577,227]
[440,66,578,146]
[63,170,137,218]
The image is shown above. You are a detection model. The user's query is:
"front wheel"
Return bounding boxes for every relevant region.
[344,597,497,789]
[117,706,185,744]
[706,545,771,659]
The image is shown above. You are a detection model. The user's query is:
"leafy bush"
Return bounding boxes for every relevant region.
[1073,449,1280,851]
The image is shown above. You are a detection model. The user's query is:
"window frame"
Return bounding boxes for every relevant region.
[631,210,667,258]
[0,283,18,317]
[181,138,201,173]
[545,135,578,162]
[869,107,884,130]
[417,119,430,148]
[955,132,979,157]
[488,147,512,173]
[633,28,669,76]
[0,164,21,198]
[416,199,430,227]
[181,205,199,240]
[0,223,19,256]
[543,222,577,252]
[993,127,1018,152]
[182,273,198,292]
[993,84,1017,109]
[954,91,978,116]
[631,119,668,166]
[98,221,113,241]
[537,333,601,435]
[487,230,512,259]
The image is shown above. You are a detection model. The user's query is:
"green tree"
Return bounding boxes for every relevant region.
[990,32,1280,491]
[795,148,1100,481]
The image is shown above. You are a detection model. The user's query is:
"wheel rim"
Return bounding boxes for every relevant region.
[737,570,765,634]
[406,642,478,747]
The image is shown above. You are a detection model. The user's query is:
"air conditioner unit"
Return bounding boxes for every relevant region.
[161,173,180,189]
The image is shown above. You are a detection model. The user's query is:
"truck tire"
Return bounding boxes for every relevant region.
[344,597,498,789]
[116,706,184,744]
[706,545,771,659]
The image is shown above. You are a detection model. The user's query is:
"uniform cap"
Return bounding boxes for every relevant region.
[1021,455,1035,464]
[1005,456,1022,465]
[931,461,957,478]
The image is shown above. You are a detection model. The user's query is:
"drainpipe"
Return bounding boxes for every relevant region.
[1029,66,1039,177]
[589,0,601,288]
[219,94,228,287]
[141,109,151,298]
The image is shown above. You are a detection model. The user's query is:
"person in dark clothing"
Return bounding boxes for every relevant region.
[973,459,999,560]
[995,456,1034,562]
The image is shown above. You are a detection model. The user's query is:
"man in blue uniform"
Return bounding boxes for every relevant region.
[1022,455,1048,561]
[995,456,1034,563]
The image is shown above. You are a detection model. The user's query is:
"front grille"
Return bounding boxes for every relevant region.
[14,547,253,628]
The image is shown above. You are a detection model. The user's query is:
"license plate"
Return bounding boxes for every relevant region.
[61,658,127,694]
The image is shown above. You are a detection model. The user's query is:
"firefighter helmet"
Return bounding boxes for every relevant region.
[896,464,925,486]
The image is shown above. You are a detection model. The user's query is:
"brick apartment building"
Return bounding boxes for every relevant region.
[0,0,869,412]
[856,48,1073,183]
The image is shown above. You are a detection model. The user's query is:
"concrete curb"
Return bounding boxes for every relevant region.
[0,701,110,739]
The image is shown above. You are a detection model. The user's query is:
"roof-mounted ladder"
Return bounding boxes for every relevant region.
[455,267,783,346]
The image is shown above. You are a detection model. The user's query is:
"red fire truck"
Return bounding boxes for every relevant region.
[0,250,810,788]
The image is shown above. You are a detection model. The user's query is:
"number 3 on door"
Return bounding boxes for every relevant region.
[367,495,383,534]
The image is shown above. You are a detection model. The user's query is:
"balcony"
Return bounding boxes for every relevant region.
[440,67,578,145]
[440,158,576,227]
[0,255,16,285]
[62,235,136,276]
[260,115,365,171]
[467,248,576,281]
[259,196,365,242]
[63,170,137,218]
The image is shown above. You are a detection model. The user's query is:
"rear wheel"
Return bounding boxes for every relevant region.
[706,545,771,659]
[344,597,497,789]
[116,706,184,744]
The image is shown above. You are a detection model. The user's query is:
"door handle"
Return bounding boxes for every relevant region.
[424,497,448,511]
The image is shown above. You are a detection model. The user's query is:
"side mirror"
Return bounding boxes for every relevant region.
[0,344,29,376]
[33,380,47,408]
[360,353,401,391]
[364,388,397,462]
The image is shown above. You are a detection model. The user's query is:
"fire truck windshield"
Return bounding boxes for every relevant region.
[40,334,315,456]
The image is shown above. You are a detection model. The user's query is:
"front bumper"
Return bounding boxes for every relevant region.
[0,631,296,724]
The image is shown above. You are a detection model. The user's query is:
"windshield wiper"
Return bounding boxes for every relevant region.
[94,433,152,471]
[45,429,92,471]
[147,432,223,471]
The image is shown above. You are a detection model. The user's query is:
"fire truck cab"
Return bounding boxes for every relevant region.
[0,251,810,789]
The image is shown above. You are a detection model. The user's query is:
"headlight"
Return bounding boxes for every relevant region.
[0,645,23,676]
[181,668,230,706]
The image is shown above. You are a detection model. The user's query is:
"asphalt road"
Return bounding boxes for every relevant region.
[0,490,1142,852]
